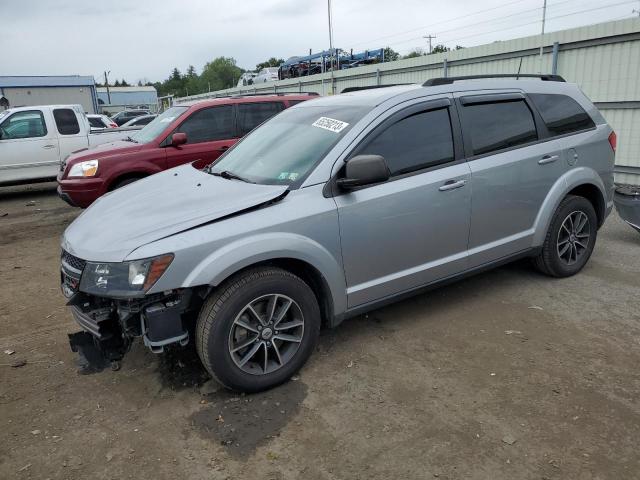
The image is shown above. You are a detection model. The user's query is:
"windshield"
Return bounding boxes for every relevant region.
[131,106,188,144]
[210,104,369,185]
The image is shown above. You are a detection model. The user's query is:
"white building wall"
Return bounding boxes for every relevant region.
[2,86,95,113]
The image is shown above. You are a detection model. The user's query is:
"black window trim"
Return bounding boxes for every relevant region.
[0,109,48,139]
[456,94,546,160]
[325,97,465,197]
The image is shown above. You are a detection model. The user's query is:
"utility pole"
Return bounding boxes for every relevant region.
[423,34,436,54]
[538,0,548,73]
[103,71,111,104]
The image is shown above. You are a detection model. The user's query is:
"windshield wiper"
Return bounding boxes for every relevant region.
[211,170,255,183]
[123,135,138,143]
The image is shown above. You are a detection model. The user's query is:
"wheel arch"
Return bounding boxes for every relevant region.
[182,233,348,327]
[106,169,154,191]
[532,167,607,246]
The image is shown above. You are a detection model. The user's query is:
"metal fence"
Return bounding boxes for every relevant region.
[176,18,640,185]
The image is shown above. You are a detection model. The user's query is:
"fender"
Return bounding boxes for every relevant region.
[182,232,348,317]
[532,166,607,246]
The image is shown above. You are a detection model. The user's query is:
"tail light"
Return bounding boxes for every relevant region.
[608,131,617,153]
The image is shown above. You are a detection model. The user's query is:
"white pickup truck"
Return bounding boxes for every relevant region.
[0,104,138,186]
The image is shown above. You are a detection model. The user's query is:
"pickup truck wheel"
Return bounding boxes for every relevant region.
[534,195,597,277]
[196,267,320,393]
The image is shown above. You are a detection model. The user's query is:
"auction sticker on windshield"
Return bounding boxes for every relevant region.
[312,117,349,133]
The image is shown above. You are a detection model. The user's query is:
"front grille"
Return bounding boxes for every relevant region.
[61,250,86,298]
[61,250,86,273]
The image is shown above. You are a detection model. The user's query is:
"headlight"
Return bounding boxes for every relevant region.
[68,160,99,177]
[79,254,174,297]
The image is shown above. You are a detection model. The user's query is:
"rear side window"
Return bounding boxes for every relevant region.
[359,107,454,176]
[53,109,80,135]
[529,93,595,136]
[176,105,235,143]
[463,100,537,156]
[237,102,284,136]
[88,117,103,128]
[287,100,306,107]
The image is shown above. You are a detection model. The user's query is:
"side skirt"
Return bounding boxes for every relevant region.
[332,247,540,326]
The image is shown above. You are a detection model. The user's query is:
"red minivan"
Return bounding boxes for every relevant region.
[57,93,317,208]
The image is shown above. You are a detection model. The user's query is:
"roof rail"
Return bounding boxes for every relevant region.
[341,84,411,93]
[423,74,566,86]
[230,91,319,97]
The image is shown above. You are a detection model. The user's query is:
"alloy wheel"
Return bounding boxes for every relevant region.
[556,210,591,266]
[228,294,304,375]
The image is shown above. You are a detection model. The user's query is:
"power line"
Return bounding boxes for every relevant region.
[435,0,637,45]
[347,0,535,48]
[350,0,581,52]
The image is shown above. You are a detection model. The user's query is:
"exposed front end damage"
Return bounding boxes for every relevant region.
[61,250,200,373]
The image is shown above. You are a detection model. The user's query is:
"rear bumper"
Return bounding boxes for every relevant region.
[57,178,105,208]
[614,187,640,232]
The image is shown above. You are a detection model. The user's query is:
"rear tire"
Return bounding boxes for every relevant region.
[534,195,597,277]
[196,267,320,393]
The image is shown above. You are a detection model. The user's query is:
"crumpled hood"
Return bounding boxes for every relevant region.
[62,165,288,262]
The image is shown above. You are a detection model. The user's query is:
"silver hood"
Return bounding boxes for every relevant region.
[62,165,289,262]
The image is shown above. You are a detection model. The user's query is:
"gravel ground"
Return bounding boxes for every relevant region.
[1,183,639,480]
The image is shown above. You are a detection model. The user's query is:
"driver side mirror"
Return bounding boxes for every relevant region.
[171,132,187,147]
[337,154,390,190]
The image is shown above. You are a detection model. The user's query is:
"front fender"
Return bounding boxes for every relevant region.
[183,232,348,316]
[532,167,606,246]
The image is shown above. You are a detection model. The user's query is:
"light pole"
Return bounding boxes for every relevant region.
[103,70,111,104]
[327,0,335,94]
[538,0,548,73]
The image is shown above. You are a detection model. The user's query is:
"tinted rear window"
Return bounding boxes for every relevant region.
[237,102,284,135]
[463,100,537,156]
[529,93,595,136]
[53,108,80,135]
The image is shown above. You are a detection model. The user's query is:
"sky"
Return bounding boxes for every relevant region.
[0,0,637,84]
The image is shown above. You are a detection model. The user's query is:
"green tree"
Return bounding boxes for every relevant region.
[383,47,400,62]
[201,57,243,91]
[255,57,284,71]
[120,79,130,87]
[430,44,449,54]
[114,79,121,87]
[403,48,425,59]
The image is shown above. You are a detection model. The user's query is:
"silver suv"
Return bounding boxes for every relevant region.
[61,74,616,392]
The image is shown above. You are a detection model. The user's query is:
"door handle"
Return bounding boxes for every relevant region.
[538,154,559,165]
[438,179,466,192]
[43,144,56,149]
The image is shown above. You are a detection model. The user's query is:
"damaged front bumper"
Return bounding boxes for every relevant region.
[61,251,196,372]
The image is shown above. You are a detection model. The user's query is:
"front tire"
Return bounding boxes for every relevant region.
[196,267,320,393]
[534,195,598,277]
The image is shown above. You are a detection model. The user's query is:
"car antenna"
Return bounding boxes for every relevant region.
[516,58,523,80]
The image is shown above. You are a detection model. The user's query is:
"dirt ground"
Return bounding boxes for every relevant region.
[0,183,639,480]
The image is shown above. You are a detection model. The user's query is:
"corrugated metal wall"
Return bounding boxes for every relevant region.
[177,18,640,184]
